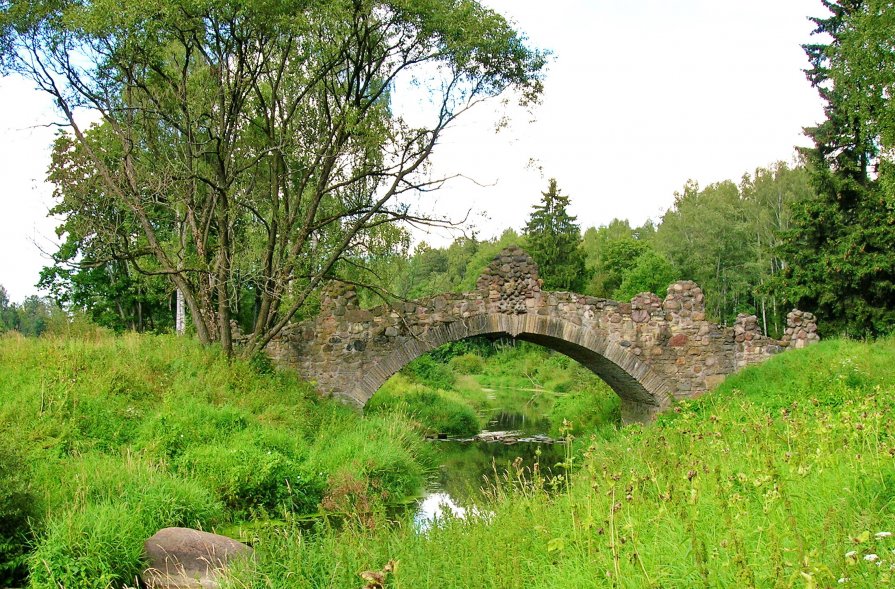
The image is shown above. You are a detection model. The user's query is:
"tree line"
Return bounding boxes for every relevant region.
[1,0,893,344]
[381,161,811,338]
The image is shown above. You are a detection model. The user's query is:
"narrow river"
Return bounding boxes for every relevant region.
[412,410,567,530]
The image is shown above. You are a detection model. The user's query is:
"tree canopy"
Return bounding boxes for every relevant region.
[0,0,546,354]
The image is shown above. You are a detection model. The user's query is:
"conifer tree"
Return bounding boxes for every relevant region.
[523,179,586,291]
[780,0,895,336]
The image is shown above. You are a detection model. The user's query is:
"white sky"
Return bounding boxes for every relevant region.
[0,0,825,302]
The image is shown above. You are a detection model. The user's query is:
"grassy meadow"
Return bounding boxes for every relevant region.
[1,330,894,588]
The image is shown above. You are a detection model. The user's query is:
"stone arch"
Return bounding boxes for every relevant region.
[349,313,674,423]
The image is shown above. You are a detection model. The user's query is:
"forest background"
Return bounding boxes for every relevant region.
[0,0,893,345]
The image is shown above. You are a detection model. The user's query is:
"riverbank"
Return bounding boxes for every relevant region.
[225,337,895,588]
[3,333,894,587]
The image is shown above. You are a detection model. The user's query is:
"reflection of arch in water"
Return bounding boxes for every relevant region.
[350,314,672,424]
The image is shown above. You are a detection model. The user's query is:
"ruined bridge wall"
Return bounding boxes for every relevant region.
[268,247,818,422]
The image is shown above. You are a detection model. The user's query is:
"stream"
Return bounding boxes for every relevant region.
[412,410,567,530]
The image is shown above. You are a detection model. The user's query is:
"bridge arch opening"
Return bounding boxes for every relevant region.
[351,314,673,424]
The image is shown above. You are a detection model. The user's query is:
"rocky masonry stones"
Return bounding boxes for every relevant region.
[268,247,819,423]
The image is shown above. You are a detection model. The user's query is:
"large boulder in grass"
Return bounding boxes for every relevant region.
[142,527,253,589]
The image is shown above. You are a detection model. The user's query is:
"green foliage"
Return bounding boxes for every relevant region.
[779,0,895,337]
[38,132,175,333]
[392,230,523,299]
[523,179,586,291]
[590,237,649,297]
[548,385,621,438]
[404,354,456,390]
[652,163,813,331]
[449,352,485,374]
[0,332,433,584]
[306,414,433,511]
[28,470,220,589]
[0,436,36,586]
[585,235,676,301]
[227,338,895,588]
[614,248,677,301]
[368,376,481,437]
[581,219,662,298]
[177,442,321,516]
[656,179,755,322]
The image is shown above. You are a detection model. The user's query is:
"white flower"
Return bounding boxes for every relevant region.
[837,578,849,584]
[864,554,879,562]
[876,531,893,539]
[845,551,858,558]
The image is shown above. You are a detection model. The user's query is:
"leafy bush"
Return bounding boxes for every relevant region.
[449,353,485,375]
[427,337,497,362]
[370,387,480,437]
[404,354,455,389]
[549,386,620,437]
[306,414,433,510]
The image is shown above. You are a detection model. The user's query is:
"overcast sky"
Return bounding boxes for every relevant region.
[0,0,826,302]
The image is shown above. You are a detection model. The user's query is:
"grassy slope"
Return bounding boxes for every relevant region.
[229,338,895,588]
[0,331,432,589]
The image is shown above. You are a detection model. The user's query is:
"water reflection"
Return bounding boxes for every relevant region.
[413,411,566,530]
[413,492,492,532]
[486,410,551,436]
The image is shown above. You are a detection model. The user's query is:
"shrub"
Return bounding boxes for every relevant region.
[404,354,455,390]
[449,353,485,375]
[399,390,480,437]
[306,415,433,511]
[549,386,620,437]
[368,379,480,437]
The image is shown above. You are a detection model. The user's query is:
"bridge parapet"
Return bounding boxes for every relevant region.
[268,247,819,423]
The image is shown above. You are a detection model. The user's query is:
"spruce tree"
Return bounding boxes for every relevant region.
[523,179,586,291]
[780,0,895,336]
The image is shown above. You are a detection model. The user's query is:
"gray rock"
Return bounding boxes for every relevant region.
[142,527,253,589]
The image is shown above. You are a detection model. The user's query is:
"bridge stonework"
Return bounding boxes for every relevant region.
[268,247,819,423]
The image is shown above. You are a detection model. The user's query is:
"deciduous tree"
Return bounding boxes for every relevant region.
[0,0,546,354]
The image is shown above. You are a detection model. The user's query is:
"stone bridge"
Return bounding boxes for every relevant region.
[268,247,819,423]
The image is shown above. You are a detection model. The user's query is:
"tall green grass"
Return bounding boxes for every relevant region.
[368,374,481,437]
[0,331,432,588]
[226,338,895,588]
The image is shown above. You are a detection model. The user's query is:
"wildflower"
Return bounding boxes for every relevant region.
[876,532,893,539]
[837,578,849,584]
[863,554,879,562]
[845,551,858,558]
